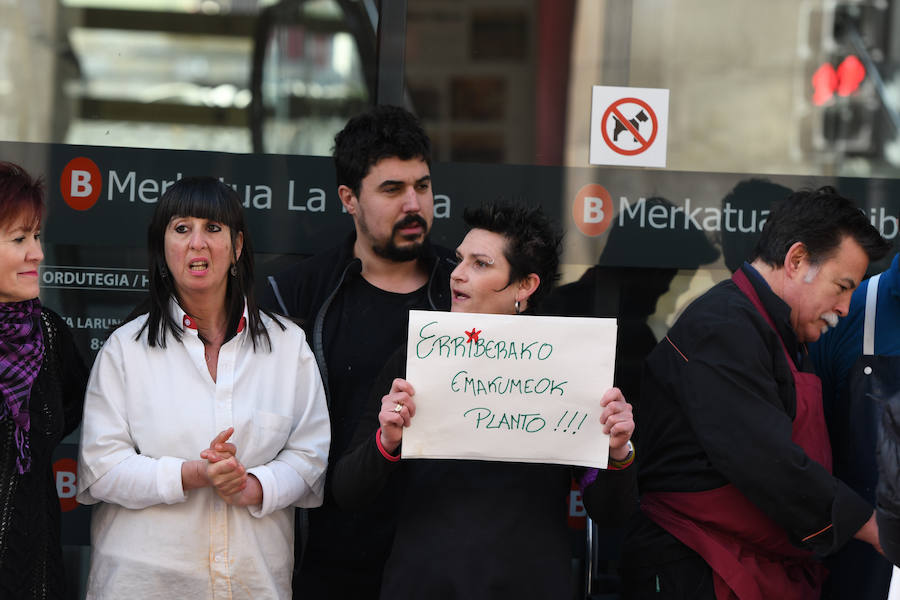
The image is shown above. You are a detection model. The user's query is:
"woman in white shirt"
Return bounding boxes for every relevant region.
[77,176,330,600]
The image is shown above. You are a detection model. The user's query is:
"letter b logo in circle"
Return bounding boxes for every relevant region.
[573,184,613,237]
[60,157,102,211]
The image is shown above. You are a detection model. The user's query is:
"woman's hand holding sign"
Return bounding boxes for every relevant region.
[379,378,418,454]
[599,387,634,462]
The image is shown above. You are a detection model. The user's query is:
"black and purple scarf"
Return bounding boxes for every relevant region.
[0,299,44,474]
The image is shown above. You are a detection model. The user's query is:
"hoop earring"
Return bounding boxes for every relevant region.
[515,299,521,314]
[230,264,237,277]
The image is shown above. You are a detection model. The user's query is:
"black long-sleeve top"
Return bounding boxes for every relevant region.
[623,264,872,566]
[0,308,88,599]
[260,234,455,592]
[332,347,637,599]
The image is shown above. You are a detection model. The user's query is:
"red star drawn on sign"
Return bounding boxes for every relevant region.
[465,328,482,343]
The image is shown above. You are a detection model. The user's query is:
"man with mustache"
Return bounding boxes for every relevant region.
[621,187,892,599]
[263,105,454,599]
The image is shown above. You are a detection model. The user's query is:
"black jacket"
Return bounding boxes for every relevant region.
[625,264,872,566]
[260,232,455,596]
[0,308,88,600]
[262,232,455,405]
[877,373,900,565]
[332,348,637,599]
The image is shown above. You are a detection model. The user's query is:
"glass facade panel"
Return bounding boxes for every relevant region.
[0,1,898,598]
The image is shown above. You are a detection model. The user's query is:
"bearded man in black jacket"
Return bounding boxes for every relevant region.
[262,105,454,599]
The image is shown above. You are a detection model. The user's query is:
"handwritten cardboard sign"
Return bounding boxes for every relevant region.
[403,310,617,468]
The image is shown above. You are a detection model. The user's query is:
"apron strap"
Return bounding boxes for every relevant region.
[863,273,881,357]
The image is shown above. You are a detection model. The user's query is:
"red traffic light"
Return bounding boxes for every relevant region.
[811,55,866,106]
[812,63,838,106]
[836,55,865,96]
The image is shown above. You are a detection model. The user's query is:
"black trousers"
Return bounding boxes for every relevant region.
[620,554,716,600]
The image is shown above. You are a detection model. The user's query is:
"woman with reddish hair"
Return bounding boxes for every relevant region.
[0,161,88,599]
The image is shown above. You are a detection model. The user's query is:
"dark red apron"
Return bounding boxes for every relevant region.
[642,269,832,600]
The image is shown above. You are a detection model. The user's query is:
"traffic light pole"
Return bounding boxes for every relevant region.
[848,26,900,135]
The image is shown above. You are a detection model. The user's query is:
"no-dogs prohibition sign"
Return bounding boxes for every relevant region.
[601,98,658,156]
[590,86,669,168]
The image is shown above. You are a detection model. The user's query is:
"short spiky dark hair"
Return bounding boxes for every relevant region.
[462,203,561,312]
[333,105,431,197]
[751,186,891,267]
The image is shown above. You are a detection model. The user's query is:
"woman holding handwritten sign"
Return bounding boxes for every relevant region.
[332,203,635,599]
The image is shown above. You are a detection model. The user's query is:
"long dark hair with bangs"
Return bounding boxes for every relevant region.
[137,176,282,350]
[0,162,44,232]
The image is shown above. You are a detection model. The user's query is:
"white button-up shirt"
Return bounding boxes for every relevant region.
[77,301,330,599]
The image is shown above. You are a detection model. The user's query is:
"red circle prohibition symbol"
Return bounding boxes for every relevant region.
[600,97,658,156]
